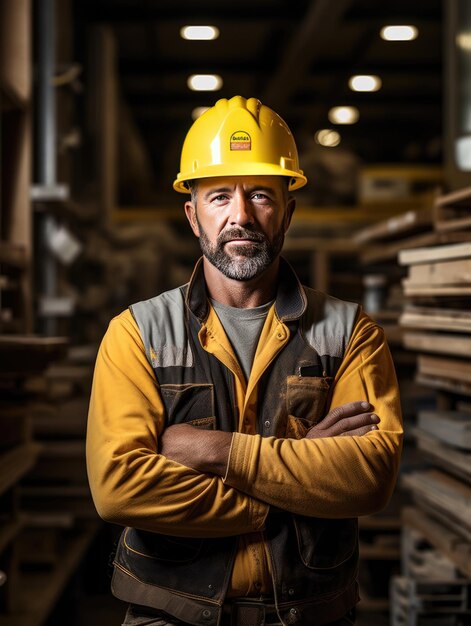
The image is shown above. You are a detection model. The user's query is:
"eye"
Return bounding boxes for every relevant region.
[251,192,271,202]
[210,194,229,203]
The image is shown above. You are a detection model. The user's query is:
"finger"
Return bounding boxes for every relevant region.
[340,425,379,437]
[328,412,379,436]
[321,401,373,428]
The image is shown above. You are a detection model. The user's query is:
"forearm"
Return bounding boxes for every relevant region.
[87,438,268,537]
[223,428,402,517]
[225,314,403,517]
[86,312,269,538]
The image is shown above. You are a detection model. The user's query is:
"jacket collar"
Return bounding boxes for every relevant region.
[185,256,307,323]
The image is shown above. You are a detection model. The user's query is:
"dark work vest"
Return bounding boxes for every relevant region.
[112,258,360,626]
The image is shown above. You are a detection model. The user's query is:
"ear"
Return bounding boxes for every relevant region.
[283,196,296,233]
[184,201,200,237]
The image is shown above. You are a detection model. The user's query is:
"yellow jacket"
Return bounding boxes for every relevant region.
[87,260,403,599]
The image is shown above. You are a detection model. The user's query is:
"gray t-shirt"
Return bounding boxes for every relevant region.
[210,298,274,381]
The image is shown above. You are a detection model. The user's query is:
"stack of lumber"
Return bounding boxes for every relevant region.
[354,186,471,622]
[0,338,100,626]
[393,187,471,615]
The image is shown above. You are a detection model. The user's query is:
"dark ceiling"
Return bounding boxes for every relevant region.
[76,0,443,206]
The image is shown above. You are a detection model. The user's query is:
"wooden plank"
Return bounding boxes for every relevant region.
[400,306,471,333]
[417,409,471,449]
[418,355,471,384]
[403,331,471,358]
[406,257,471,285]
[399,241,471,266]
[0,522,100,626]
[413,428,471,482]
[402,469,471,530]
[434,186,471,233]
[359,516,401,531]
[361,230,439,265]
[0,336,68,375]
[402,506,471,578]
[0,243,27,268]
[0,443,41,496]
[0,0,31,103]
[436,215,471,233]
[416,373,471,396]
[359,543,400,560]
[403,283,471,296]
[353,208,433,244]
[435,185,471,208]
[19,485,97,519]
[0,519,24,554]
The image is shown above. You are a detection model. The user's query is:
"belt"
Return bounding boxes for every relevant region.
[221,598,281,626]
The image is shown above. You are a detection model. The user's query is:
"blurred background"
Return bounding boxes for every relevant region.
[1,0,471,624]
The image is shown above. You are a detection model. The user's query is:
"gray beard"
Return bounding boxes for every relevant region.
[197,221,285,281]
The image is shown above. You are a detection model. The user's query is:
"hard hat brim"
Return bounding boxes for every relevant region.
[173,163,307,194]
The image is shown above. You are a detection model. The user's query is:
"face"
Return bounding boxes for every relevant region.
[185,176,295,281]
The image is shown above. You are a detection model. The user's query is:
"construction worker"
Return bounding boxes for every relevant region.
[86,96,403,626]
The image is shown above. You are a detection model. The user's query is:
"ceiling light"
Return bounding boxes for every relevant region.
[328,106,359,125]
[315,129,341,147]
[380,25,418,41]
[349,75,382,92]
[191,106,210,120]
[187,74,223,91]
[180,26,219,41]
[456,32,471,51]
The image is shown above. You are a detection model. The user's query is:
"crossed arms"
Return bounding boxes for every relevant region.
[86,309,403,538]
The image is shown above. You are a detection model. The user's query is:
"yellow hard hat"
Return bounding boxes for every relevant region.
[173,95,307,193]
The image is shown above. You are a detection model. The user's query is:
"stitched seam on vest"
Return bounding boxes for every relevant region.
[113,562,221,604]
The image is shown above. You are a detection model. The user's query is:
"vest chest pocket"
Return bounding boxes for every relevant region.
[285,375,332,439]
[160,383,215,429]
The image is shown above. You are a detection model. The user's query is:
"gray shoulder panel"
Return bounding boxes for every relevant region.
[129,287,194,369]
[301,288,359,358]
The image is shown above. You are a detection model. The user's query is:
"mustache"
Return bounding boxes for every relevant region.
[218,228,265,244]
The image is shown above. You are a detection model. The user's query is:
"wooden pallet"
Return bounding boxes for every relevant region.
[402,507,471,579]
[390,576,471,625]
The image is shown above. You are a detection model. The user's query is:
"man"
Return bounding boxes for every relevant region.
[86,96,403,626]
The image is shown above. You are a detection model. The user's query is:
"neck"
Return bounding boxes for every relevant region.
[202,257,279,308]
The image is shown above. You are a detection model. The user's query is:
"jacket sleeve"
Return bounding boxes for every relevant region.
[86,310,268,538]
[223,310,403,518]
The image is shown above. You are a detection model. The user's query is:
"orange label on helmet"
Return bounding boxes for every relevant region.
[230,131,251,151]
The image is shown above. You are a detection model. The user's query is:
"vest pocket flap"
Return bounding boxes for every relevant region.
[160,383,214,424]
[293,516,358,570]
[286,375,331,426]
[123,527,204,563]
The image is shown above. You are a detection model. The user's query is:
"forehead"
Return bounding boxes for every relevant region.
[196,175,286,195]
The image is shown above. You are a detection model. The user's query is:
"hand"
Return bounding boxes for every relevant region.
[306,401,379,439]
[159,423,232,475]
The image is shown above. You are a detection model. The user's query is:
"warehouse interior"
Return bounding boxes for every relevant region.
[1,0,471,624]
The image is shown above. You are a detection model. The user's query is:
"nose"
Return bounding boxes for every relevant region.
[229,191,254,226]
